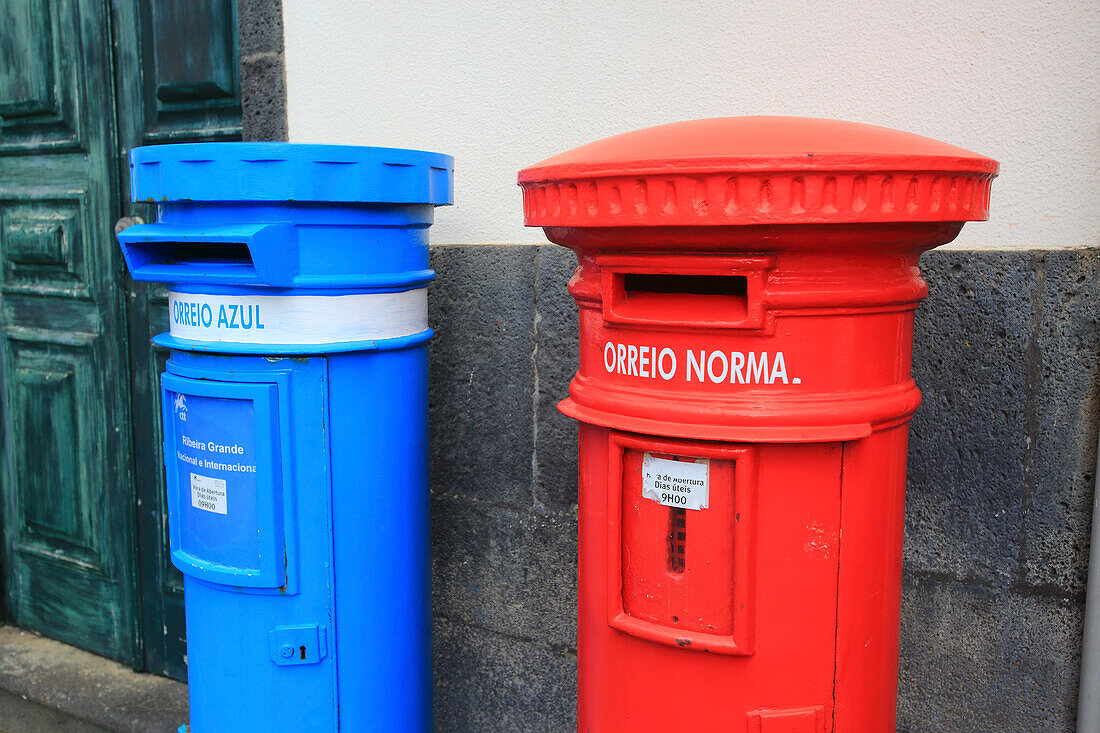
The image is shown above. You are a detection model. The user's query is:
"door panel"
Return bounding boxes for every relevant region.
[11,341,95,555]
[128,0,242,145]
[149,0,238,104]
[0,0,136,662]
[0,0,84,153]
[112,0,243,679]
[2,196,92,297]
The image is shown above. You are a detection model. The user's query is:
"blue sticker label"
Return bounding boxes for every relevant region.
[168,390,261,569]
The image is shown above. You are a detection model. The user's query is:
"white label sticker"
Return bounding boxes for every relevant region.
[641,453,709,510]
[190,472,228,514]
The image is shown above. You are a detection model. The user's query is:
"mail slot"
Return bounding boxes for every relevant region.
[119,143,452,732]
[519,117,997,732]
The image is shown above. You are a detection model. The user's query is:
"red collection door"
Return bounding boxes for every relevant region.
[578,425,842,732]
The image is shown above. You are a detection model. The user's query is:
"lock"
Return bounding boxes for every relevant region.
[269,625,327,666]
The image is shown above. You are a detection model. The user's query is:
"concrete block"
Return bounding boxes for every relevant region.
[433,616,576,733]
[535,245,580,510]
[1023,247,1100,594]
[429,246,538,507]
[431,493,577,649]
[240,54,288,142]
[898,574,1081,733]
[905,250,1033,587]
[238,0,285,58]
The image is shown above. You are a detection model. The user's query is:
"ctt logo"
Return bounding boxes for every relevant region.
[173,393,188,422]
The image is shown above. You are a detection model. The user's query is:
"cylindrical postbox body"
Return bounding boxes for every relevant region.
[519,117,996,731]
[118,143,453,732]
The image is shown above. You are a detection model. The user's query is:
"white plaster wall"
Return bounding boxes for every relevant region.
[283,0,1099,248]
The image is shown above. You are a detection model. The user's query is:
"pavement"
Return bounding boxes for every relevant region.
[0,626,186,732]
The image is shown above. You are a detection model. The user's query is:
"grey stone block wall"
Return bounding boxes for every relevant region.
[238,0,288,141]
[428,246,578,732]
[427,244,1098,733]
[899,247,1099,733]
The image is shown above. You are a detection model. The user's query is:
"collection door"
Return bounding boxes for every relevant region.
[0,0,241,678]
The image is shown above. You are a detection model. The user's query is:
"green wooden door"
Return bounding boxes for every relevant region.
[0,0,241,676]
[0,0,138,663]
[112,0,242,680]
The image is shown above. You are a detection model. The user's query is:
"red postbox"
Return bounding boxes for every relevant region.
[518,117,997,732]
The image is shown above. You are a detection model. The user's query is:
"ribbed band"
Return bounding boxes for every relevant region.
[521,169,994,227]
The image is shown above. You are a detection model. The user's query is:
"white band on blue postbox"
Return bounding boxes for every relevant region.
[168,290,428,345]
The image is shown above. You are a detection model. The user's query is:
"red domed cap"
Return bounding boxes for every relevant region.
[519,117,998,227]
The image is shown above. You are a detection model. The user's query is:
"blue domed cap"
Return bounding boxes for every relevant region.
[130,142,454,205]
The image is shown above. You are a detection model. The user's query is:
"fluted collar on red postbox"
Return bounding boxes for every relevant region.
[519,116,997,229]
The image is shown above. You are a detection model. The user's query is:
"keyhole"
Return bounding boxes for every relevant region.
[668,507,686,574]
[299,645,306,660]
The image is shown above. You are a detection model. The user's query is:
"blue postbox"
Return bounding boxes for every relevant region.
[117,143,453,731]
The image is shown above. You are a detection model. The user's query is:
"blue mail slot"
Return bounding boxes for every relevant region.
[161,373,286,590]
